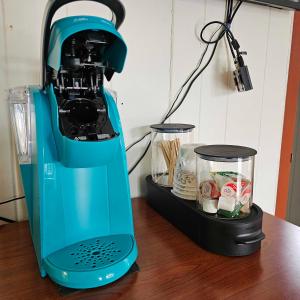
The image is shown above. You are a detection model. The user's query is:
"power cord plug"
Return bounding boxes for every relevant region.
[233,52,253,92]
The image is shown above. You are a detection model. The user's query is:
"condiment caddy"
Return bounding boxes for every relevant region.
[146,140,265,256]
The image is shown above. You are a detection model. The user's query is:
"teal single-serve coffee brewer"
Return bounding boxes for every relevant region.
[9,0,138,289]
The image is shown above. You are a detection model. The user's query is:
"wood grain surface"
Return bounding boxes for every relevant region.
[1,198,300,300]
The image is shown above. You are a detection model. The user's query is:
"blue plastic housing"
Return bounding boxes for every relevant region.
[48,16,127,73]
[18,15,138,289]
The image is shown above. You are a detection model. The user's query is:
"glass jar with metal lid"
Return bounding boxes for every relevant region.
[151,123,195,187]
[194,144,257,218]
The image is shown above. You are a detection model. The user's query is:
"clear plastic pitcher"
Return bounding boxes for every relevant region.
[8,87,34,164]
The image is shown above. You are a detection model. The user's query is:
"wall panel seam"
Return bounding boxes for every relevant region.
[168,0,175,114]
[0,0,18,220]
[257,7,271,153]
[198,0,208,140]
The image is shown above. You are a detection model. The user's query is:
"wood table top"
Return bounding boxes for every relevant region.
[1,198,300,300]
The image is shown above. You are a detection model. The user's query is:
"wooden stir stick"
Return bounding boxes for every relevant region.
[160,138,180,185]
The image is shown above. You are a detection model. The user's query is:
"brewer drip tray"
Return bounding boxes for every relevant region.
[44,234,137,289]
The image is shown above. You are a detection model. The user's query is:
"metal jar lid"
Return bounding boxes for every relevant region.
[150,123,195,133]
[194,144,257,162]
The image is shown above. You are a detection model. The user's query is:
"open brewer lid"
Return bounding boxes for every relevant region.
[194,144,257,162]
[150,123,195,133]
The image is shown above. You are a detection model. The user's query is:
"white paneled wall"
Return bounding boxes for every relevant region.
[0,0,293,221]
[0,0,15,224]
[170,0,293,214]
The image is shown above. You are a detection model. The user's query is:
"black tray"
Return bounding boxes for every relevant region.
[145,175,265,256]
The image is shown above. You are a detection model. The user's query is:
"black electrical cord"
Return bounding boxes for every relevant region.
[171,1,244,119]
[127,0,244,175]
[126,131,151,152]
[0,196,25,206]
[0,216,15,223]
[128,141,151,175]
[166,4,245,120]
[0,196,23,224]
[226,1,244,60]
[126,28,220,155]
[200,1,243,60]
[230,1,243,23]
[226,32,236,59]
[164,42,219,119]
[200,21,235,45]
[128,42,219,175]
[125,37,213,152]
[163,40,213,121]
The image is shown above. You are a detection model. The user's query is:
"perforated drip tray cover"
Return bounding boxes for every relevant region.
[46,234,134,272]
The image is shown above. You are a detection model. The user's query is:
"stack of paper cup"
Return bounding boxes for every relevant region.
[171,144,203,200]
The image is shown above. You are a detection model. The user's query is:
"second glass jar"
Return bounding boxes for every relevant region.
[194,145,257,218]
